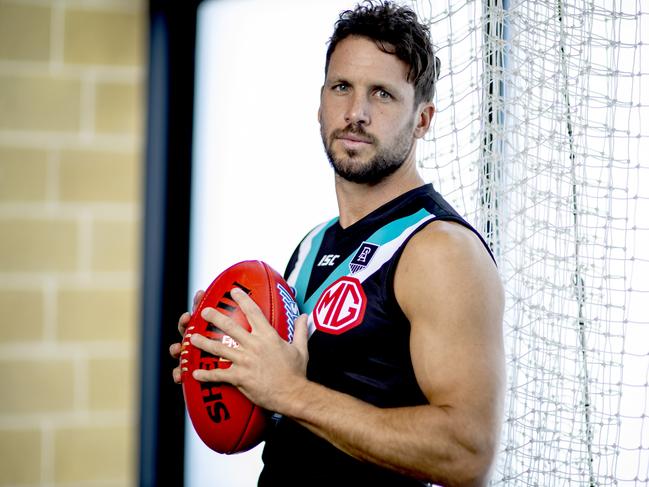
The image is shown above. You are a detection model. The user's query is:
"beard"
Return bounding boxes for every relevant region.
[321,122,415,185]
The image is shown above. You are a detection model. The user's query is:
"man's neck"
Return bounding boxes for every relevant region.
[334,161,425,229]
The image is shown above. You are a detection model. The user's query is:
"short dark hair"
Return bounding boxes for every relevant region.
[325,0,441,104]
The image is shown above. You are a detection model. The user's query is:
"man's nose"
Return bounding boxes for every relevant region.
[344,93,370,126]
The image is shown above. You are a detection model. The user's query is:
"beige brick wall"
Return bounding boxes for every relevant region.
[0,0,145,485]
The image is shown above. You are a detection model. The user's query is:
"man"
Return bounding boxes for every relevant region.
[171,2,505,485]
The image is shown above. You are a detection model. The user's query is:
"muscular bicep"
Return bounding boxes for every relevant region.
[395,221,505,433]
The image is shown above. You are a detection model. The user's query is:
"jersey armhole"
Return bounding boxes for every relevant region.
[385,216,493,323]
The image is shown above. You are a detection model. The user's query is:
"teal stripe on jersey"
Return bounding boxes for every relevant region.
[293,217,338,309]
[301,208,432,314]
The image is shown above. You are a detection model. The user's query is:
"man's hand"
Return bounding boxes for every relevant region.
[189,287,310,413]
[170,289,205,384]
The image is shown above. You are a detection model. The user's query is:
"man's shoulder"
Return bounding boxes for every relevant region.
[394,217,502,309]
[394,217,504,337]
[406,218,493,266]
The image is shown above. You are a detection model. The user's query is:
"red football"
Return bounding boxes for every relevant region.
[181,260,298,454]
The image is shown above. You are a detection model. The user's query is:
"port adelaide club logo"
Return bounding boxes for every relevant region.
[313,242,378,335]
[349,242,379,274]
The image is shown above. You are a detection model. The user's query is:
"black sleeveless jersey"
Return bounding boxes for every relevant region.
[258,184,492,487]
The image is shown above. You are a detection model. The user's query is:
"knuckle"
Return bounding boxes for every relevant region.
[194,334,209,348]
[207,340,222,355]
[238,353,254,368]
[208,338,228,357]
[203,307,221,324]
[204,369,222,382]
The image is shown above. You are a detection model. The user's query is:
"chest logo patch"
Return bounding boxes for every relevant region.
[349,242,379,273]
[313,276,367,335]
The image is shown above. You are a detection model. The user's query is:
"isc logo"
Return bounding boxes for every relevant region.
[313,276,367,335]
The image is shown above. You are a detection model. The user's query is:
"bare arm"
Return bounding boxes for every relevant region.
[190,220,505,486]
[394,220,505,483]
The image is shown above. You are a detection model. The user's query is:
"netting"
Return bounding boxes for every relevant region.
[409,0,649,485]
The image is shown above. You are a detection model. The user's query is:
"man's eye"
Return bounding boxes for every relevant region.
[333,83,349,92]
[376,89,392,100]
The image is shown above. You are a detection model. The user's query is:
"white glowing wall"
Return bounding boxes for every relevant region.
[188,0,349,485]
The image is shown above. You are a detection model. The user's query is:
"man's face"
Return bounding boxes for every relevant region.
[318,35,422,185]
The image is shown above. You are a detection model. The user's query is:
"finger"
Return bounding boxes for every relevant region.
[169,342,182,359]
[173,366,182,384]
[201,307,250,345]
[193,366,236,385]
[292,314,309,352]
[192,290,205,313]
[230,287,271,334]
[190,333,240,362]
[178,311,191,336]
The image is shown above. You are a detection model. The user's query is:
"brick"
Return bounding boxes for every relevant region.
[64,8,143,66]
[60,149,140,202]
[0,147,49,202]
[95,81,143,134]
[0,75,81,132]
[54,425,132,483]
[0,359,74,413]
[89,357,134,410]
[0,289,44,342]
[0,429,41,484]
[92,219,138,272]
[0,4,51,61]
[0,219,78,272]
[57,288,135,341]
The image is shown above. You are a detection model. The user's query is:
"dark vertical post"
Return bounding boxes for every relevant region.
[139,1,201,486]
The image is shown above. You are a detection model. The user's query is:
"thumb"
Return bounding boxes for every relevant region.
[292,314,309,354]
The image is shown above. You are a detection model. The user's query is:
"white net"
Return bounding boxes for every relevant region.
[410,0,649,485]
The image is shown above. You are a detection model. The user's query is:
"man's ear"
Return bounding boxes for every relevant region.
[414,103,435,139]
[317,85,324,124]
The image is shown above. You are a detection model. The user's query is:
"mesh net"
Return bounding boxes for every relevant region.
[409,0,649,484]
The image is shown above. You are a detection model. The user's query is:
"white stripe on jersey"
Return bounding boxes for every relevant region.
[351,214,438,284]
[286,220,332,288]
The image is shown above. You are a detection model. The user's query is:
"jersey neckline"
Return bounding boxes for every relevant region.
[335,183,435,235]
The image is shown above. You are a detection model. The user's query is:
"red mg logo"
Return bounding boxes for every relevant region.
[313,276,367,335]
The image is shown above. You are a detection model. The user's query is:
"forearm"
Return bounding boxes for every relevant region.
[280,378,495,486]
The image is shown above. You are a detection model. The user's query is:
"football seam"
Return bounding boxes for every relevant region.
[231,260,272,453]
[232,404,262,453]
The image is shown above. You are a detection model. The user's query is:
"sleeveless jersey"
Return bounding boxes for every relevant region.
[258,184,493,487]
